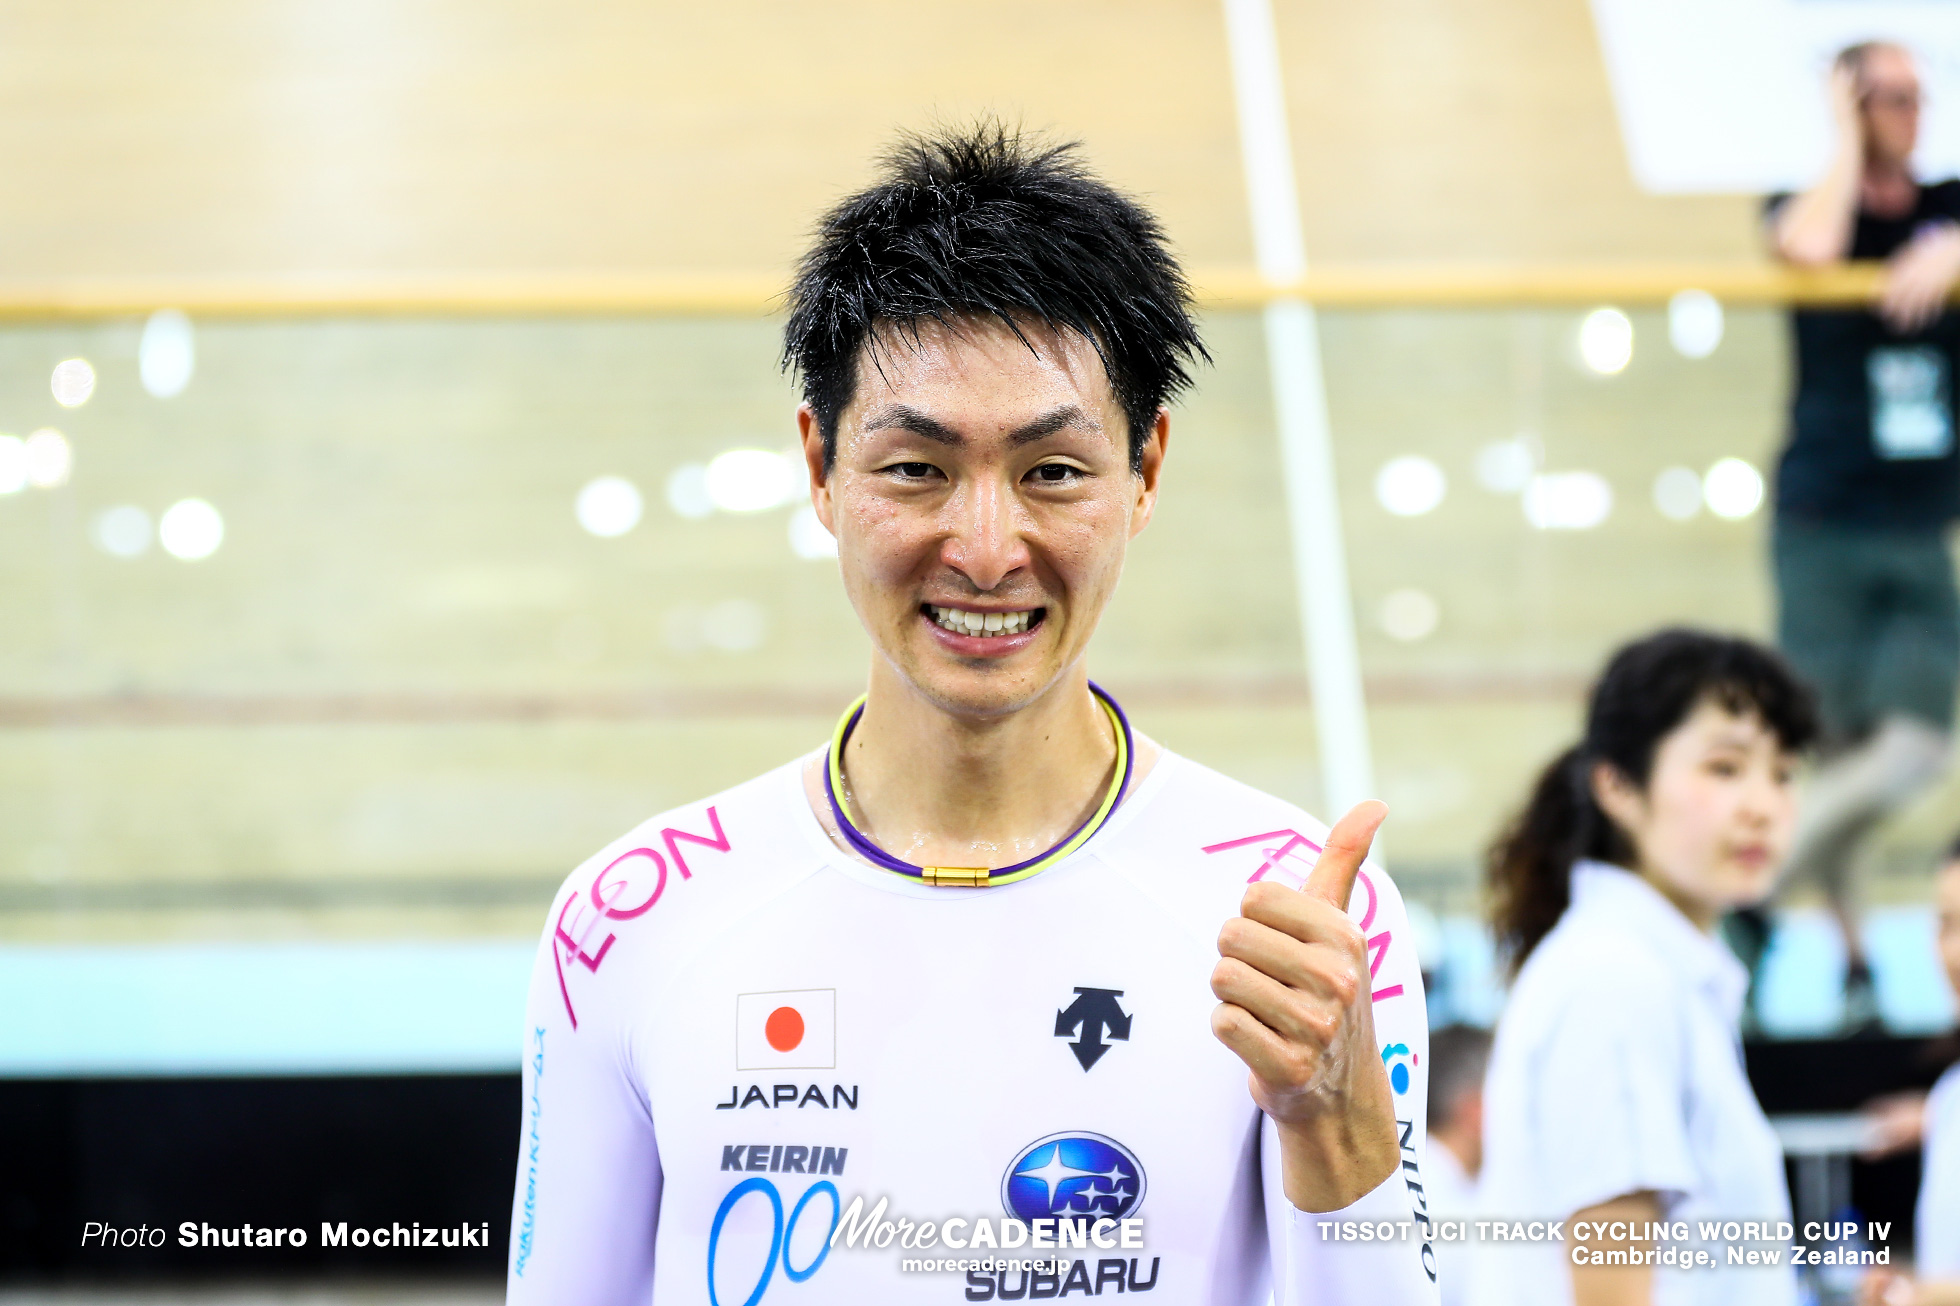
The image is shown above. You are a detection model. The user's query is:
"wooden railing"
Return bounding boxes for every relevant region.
[0,262,1900,320]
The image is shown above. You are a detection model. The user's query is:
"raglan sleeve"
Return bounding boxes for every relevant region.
[1262,858,1440,1306]
[505,879,664,1305]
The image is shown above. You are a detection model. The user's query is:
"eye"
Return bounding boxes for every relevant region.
[1027,462,1083,485]
[883,461,941,481]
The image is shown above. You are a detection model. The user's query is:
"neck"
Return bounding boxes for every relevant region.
[1633,864,1720,933]
[832,661,1118,871]
[1863,152,1916,204]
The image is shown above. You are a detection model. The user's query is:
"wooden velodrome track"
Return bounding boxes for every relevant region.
[1,0,1952,935]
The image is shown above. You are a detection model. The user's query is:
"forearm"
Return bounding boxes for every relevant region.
[1774,142,1864,265]
[1272,1120,1439,1306]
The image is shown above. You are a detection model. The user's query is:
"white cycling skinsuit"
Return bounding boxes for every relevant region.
[506,748,1438,1305]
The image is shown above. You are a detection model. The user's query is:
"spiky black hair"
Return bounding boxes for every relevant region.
[782,122,1208,472]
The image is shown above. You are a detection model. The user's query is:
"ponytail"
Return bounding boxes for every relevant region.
[1486,746,1631,973]
[1485,628,1818,974]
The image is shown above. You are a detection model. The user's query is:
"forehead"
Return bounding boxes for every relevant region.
[1863,46,1919,87]
[846,316,1117,421]
[1673,697,1780,747]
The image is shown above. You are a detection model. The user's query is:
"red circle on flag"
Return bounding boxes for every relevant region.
[765,1006,804,1052]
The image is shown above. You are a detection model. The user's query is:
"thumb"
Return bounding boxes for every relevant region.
[1302,799,1388,910]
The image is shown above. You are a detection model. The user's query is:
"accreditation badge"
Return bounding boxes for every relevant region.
[1868,344,1955,460]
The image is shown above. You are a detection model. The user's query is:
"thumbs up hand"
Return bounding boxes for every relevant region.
[1209,800,1401,1212]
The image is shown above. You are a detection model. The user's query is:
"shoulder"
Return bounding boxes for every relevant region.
[1100,751,1341,893]
[1097,751,1418,970]
[1507,913,1676,1030]
[538,757,827,1022]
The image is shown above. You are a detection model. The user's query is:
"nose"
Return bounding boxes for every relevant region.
[940,473,1031,593]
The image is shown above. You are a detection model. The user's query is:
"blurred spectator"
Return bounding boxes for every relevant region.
[1765,41,1960,1030]
[1427,1024,1490,1306]
[1475,630,1816,1306]
[1859,847,1960,1305]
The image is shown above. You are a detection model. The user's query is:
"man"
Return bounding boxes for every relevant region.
[1422,1026,1488,1306]
[505,126,1434,1304]
[1766,41,1960,1027]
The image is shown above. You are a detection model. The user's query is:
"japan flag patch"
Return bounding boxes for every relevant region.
[736,989,836,1070]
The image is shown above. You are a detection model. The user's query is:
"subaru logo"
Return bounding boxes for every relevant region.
[1001,1132,1145,1223]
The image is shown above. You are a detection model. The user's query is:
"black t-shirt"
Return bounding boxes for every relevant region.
[1770,179,1960,527]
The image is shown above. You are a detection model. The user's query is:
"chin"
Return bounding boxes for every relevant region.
[900,653,1058,719]
[1726,864,1778,910]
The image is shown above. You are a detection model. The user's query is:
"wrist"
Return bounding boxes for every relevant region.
[1274,1109,1400,1212]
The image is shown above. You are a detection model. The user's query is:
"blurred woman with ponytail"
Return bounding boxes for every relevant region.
[1469,629,1816,1306]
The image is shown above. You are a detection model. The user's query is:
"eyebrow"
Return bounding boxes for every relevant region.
[859,403,1096,447]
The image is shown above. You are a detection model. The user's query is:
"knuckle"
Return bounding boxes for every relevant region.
[1302,1006,1342,1045]
[1218,917,1251,952]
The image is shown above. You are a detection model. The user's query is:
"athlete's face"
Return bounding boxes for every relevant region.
[1592,700,1798,924]
[798,317,1165,718]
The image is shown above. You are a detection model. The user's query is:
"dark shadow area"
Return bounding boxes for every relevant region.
[0,1075,517,1282]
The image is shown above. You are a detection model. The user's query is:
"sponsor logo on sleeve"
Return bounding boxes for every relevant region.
[1381,1043,1414,1095]
[1202,827,1404,1002]
[553,804,732,1028]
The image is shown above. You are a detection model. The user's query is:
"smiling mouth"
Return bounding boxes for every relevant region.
[925,604,1044,638]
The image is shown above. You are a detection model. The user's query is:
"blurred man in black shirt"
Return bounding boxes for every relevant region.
[1766,41,1960,1028]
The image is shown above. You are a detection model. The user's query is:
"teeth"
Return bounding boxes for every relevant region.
[930,605,1036,638]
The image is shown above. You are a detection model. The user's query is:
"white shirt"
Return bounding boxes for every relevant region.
[1472,861,1795,1306]
[1424,1142,1478,1306]
[506,748,1439,1305]
[1922,1062,1960,1276]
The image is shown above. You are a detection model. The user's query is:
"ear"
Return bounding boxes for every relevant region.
[797,403,834,532]
[1129,408,1170,540]
[1589,760,1646,843]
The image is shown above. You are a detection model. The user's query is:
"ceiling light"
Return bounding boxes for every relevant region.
[576,475,643,537]
[1653,466,1704,520]
[1379,588,1440,642]
[704,449,801,513]
[1703,458,1764,520]
[24,429,70,488]
[51,358,95,408]
[1523,471,1613,530]
[140,310,196,398]
[92,505,153,557]
[158,498,224,560]
[1374,455,1447,517]
[1668,290,1723,359]
[1578,308,1634,375]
